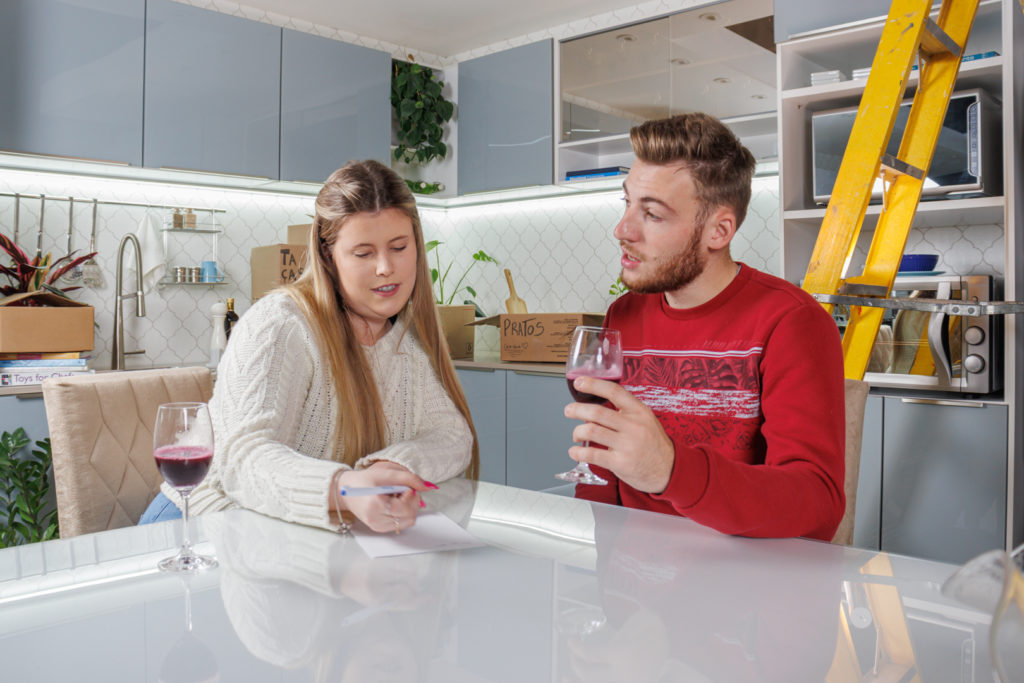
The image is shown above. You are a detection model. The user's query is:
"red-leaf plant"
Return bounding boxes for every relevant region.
[0,231,97,305]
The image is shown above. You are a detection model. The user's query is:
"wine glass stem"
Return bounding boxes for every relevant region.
[180,491,192,555]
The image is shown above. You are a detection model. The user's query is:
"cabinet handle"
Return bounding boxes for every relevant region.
[456,366,496,373]
[899,397,986,408]
[15,392,44,400]
[1,148,131,166]
[513,370,564,377]
[159,166,271,181]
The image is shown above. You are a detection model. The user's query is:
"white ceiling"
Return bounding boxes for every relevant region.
[227,0,651,57]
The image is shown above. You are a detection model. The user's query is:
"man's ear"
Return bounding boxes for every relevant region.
[704,206,738,250]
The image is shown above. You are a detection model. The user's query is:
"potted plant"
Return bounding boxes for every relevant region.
[0,231,97,353]
[425,240,497,359]
[391,59,455,195]
[0,428,59,547]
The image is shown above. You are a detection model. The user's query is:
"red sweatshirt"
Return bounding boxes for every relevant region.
[576,263,846,541]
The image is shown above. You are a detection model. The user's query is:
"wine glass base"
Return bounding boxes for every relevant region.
[158,551,217,573]
[555,468,608,486]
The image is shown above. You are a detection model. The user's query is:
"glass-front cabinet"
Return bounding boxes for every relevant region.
[556,0,777,184]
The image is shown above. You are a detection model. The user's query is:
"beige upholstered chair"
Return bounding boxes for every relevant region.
[42,366,213,538]
[831,378,869,546]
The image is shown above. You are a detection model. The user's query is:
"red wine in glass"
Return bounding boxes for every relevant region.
[557,326,623,486]
[153,402,217,573]
[154,445,213,490]
[566,370,622,403]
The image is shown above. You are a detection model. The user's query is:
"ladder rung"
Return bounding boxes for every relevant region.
[919,17,962,58]
[881,153,925,180]
[839,282,890,297]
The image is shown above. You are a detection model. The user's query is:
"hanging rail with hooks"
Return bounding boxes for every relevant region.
[0,192,226,214]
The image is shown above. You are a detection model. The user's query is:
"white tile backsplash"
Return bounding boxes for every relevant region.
[0,168,1003,365]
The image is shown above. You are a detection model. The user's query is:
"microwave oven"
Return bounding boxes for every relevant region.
[833,274,1002,394]
[812,88,1002,204]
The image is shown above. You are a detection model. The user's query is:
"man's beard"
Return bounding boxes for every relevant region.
[620,225,706,294]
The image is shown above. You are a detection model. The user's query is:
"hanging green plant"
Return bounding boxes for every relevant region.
[391,59,455,166]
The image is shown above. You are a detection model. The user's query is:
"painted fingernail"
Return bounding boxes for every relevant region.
[419,499,426,508]
[424,481,439,489]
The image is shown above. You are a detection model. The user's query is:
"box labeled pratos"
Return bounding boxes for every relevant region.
[470,313,604,363]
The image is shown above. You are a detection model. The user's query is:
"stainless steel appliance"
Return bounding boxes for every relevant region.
[836,274,1001,394]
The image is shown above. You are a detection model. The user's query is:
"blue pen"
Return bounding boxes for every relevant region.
[338,485,411,497]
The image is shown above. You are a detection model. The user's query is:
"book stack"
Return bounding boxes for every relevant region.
[0,352,93,387]
[809,70,848,86]
[565,166,630,182]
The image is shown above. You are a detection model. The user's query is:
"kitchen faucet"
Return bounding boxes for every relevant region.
[111,233,147,370]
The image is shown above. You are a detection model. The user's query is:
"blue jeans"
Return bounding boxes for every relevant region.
[138,491,182,524]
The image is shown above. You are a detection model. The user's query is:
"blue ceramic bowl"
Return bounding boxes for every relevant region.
[899,253,939,272]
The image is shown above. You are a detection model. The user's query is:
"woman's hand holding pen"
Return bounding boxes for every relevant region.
[333,461,437,534]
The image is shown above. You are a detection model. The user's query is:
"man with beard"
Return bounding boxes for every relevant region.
[566,113,846,541]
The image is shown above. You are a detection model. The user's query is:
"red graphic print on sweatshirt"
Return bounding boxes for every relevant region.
[622,348,763,457]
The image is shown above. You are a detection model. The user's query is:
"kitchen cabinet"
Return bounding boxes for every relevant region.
[143,0,280,179]
[0,394,50,447]
[773,0,891,42]
[505,371,576,491]
[455,367,507,485]
[0,0,145,166]
[881,398,1007,565]
[852,395,884,550]
[458,40,554,194]
[280,29,391,184]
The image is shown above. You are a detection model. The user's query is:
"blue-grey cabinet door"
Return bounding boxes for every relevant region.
[280,30,390,183]
[852,394,883,550]
[458,40,553,194]
[455,368,506,485]
[506,371,575,491]
[881,398,1007,564]
[0,0,144,165]
[144,0,280,178]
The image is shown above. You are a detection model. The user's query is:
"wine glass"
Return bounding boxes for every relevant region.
[153,402,217,573]
[557,326,623,485]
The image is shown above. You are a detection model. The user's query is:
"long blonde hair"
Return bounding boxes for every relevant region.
[284,160,478,478]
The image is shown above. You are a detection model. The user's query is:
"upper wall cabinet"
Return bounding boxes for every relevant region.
[144,0,280,179]
[0,0,145,166]
[280,30,391,184]
[556,0,777,182]
[458,40,554,194]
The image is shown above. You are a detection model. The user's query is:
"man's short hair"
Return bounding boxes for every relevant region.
[630,113,757,227]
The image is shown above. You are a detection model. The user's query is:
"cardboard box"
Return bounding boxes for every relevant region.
[251,244,309,300]
[287,223,312,246]
[0,292,95,353]
[438,304,475,360]
[470,313,604,362]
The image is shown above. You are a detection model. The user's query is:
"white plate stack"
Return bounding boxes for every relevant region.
[810,69,848,86]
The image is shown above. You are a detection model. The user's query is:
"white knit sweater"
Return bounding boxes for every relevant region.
[163,293,472,530]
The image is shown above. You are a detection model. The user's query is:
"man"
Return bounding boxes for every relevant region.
[567,113,846,541]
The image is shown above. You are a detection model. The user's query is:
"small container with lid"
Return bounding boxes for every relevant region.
[174,266,188,283]
[188,266,202,283]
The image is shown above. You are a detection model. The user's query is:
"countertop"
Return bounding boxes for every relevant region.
[0,481,999,681]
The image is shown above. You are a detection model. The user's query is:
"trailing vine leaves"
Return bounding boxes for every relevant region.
[391,59,455,166]
[0,428,59,547]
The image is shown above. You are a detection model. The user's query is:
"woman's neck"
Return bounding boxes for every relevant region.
[347,312,392,346]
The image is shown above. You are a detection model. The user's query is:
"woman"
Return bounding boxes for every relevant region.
[141,160,478,533]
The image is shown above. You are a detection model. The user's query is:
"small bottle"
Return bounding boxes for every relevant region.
[172,208,183,229]
[184,208,196,229]
[224,298,239,340]
[209,301,228,369]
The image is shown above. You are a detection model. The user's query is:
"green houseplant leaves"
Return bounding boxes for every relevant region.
[426,240,497,306]
[391,60,455,169]
[0,428,59,547]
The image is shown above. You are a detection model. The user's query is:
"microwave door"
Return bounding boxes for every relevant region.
[926,281,954,387]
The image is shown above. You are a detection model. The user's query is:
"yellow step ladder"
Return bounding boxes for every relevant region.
[801,0,981,381]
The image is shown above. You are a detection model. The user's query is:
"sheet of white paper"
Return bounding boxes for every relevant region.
[351,512,484,558]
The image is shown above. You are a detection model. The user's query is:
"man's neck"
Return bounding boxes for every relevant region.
[663,258,740,310]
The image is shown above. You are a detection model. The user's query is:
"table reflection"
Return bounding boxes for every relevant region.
[206,481,477,681]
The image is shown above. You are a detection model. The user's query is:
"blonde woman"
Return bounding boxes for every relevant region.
[140,160,478,533]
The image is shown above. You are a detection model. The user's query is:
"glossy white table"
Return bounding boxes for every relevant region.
[0,481,993,681]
